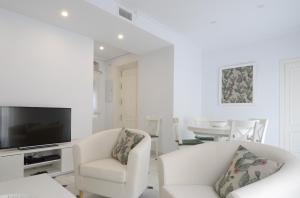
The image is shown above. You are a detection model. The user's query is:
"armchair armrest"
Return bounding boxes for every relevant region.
[227,160,300,198]
[126,130,151,197]
[73,129,121,174]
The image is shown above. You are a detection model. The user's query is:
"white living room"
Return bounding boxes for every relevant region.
[0,1,300,198]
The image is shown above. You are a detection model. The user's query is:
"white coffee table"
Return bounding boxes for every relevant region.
[0,174,75,198]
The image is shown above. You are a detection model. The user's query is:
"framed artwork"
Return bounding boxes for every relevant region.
[219,63,255,105]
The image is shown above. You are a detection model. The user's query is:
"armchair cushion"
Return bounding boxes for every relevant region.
[80,158,126,183]
[214,145,283,198]
[162,185,219,198]
[112,128,144,165]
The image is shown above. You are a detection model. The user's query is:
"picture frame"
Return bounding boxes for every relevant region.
[219,62,255,105]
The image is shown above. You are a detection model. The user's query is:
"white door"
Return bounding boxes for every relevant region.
[120,65,137,128]
[281,59,300,157]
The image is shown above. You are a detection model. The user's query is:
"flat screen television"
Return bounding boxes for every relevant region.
[0,106,71,149]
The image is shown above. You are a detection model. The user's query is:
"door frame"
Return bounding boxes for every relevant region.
[279,58,300,150]
[119,63,138,128]
[113,61,138,128]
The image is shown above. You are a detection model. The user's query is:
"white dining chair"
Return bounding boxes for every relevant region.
[229,120,257,142]
[173,117,182,145]
[145,116,161,159]
[192,117,215,142]
[192,117,208,125]
[250,118,269,143]
[173,117,203,148]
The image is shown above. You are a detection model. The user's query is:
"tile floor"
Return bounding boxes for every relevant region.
[55,158,159,198]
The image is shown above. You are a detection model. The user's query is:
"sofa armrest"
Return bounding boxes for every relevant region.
[73,129,121,174]
[158,143,235,187]
[227,160,300,198]
[126,131,151,197]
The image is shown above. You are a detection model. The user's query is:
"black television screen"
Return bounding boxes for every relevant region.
[0,106,71,149]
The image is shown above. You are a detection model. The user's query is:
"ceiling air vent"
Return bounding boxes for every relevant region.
[118,7,133,22]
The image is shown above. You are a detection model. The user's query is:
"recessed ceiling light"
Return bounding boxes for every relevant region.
[257,4,265,8]
[61,10,69,17]
[118,34,124,40]
[210,20,217,24]
[99,46,104,51]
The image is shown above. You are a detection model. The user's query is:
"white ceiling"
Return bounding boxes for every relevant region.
[0,0,171,55]
[118,0,300,51]
[94,41,129,61]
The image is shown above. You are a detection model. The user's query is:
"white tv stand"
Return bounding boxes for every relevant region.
[0,142,75,182]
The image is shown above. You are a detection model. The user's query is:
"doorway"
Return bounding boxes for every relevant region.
[119,63,138,128]
[280,58,300,157]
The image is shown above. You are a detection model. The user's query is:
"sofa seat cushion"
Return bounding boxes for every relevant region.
[162,185,219,198]
[80,158,126,183]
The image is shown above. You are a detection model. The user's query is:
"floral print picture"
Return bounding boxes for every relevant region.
[220,64,254,104]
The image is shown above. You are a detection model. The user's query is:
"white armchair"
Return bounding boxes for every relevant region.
[73,128,151,198]
[158,141,300,198]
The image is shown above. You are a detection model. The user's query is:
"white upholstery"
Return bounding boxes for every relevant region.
[80,158,126,183]
[73,128,151,198]
[161,185,219,198]
[159,141,300,198]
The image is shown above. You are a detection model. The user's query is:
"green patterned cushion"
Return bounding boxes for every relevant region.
[214,145,284,198]
[111,128,144,165]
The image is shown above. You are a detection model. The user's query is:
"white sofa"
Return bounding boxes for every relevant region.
[158,141,300,198]
[73,128,151,198]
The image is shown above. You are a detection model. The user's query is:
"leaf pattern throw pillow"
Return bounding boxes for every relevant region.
[111,128,144,165]
[214,145,284,198]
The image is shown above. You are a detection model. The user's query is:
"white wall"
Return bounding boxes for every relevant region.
[130,6,204,140]
[133,10,203,140]
[0,8,94,139]
[173,41,203,138]
[138,47,175,153]
[104,48,174,153]
[202,32,300,146]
